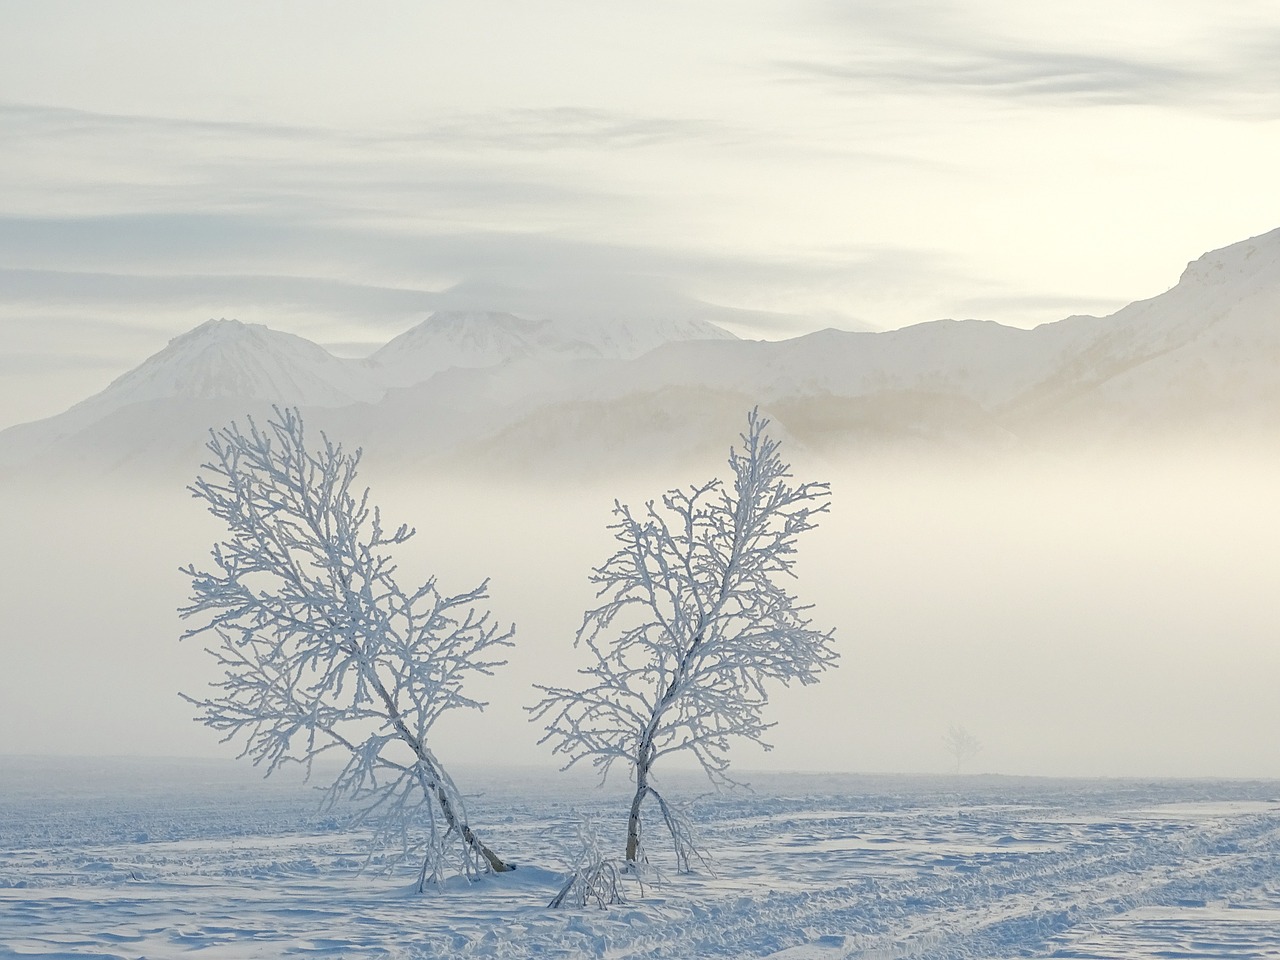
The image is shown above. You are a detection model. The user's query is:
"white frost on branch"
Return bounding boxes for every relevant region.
[179,406,514,887]
[531,409,838,868]
[548,816,630,910]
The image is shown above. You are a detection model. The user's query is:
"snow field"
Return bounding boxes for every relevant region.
[3,760,1280,959]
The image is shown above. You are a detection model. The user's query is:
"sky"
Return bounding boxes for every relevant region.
[2,1,1280,428]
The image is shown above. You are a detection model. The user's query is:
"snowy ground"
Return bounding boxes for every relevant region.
[3,758,1280,959]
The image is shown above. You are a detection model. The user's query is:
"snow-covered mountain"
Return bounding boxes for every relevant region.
[0,311,740,474]
[2,227,1278,479]
[367,312,554,388]
[1009,229,1280,433]
[88,318,385,413]
[365,311,735,388]
[0,318,385,471]
[604,227,1280,446]
[385,226,1280,465]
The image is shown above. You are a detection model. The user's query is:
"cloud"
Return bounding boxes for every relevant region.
[0,213,958,358]
[392,107,737,153]
[0,87,1061,346]
[0,267,427,311]
[1,103,643,230]
[2,100,732,153]
[0,212,951,303]
[783,1,1280,114]
[781,51,1205,107]
[0,99,732,192]
[0,101,320,143]
[0,350,122,375]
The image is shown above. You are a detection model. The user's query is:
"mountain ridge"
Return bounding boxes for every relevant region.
[3,227,1278,479]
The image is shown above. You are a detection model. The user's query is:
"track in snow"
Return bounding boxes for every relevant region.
[2,759,1279,959]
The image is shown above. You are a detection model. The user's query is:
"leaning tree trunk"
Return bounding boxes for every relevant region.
[369,652,513,873]
[325,569,511,875]
[425,764,511,873]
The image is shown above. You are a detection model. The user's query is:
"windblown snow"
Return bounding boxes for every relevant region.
[3,759,1280,960]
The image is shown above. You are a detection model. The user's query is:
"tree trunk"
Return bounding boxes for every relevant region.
[625,762,650,864]
[433,781,512,873]
[412,753,512,873]
[367,658,512,874]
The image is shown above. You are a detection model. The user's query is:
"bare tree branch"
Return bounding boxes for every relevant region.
[531,409,838,871]
[179,406,515,887]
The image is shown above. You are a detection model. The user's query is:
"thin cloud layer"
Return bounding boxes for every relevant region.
[1,101,641,228]
[780,51,1207,107]
[0,213,951,321]
[412,107,738,152]
[789,0,1280,113]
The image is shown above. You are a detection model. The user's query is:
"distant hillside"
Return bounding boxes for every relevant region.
[2,227,1278,481]
[366,311,736,388]
[0,311,737,475]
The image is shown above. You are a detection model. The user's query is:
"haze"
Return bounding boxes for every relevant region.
[4,435,1277,780]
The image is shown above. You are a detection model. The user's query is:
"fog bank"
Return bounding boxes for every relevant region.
[3,440,1277,780]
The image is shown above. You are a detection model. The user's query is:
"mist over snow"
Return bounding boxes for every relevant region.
[3,443,1279,780]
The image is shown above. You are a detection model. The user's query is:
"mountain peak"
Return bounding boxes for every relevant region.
[69,317,383,418]
[367,311,546,388]
[1177,227,1280,289]
[181,316,251,338]
[367,310,736,389]
[375,311,542,350]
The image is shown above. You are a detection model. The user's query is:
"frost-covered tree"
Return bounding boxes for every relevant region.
[531,409,838,868]
[548,816,629,909]
[179,406,514,887]
[944,724,982,774]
